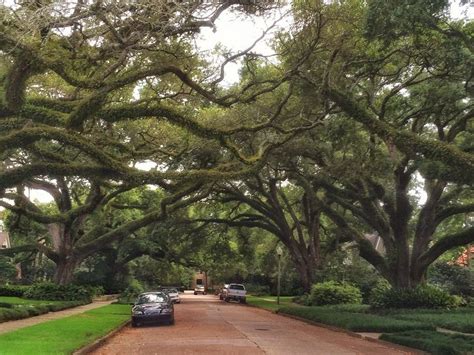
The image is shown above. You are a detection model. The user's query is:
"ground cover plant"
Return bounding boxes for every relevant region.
[380,330,474,355]
[0,304,130,354]
[387,308,474,333]
[0,296,88,322]
[278,306,435,332]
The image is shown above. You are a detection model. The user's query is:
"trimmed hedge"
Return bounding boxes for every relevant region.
[0,285,30,297]
[24,283,92,302]
[309,281,362,306]
[0,300,87,323]
[370,284,458,309]
[278,306,435,332]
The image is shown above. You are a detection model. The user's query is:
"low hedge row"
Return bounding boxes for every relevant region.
[0,285,31,297]
[278,306,435,332]
[0,300,88,323]
[24,283,93,302]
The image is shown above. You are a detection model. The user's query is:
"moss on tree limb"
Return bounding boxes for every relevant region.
[325,86,474,181]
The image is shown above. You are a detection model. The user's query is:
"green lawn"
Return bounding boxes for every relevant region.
[0,304,131,354]
[246,295,294,311]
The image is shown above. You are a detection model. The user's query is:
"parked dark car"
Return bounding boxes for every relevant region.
[131,292,174,327]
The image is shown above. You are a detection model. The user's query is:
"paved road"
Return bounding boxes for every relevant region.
[0,301,114,335]
[91,292,420,355]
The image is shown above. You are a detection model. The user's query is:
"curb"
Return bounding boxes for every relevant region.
[275,311,427,354]
[73,319,130,354]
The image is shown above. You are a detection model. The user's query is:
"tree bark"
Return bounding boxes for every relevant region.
[53,256,79,285]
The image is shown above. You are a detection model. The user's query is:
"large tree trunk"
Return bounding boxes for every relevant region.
[54,256,79,285]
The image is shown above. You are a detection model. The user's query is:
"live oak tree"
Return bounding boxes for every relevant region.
[0,1,294,283]
[279,0,474,288]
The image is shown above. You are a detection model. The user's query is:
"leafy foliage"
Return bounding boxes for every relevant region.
[23,283,93,302]
[369,284,457,309]
[0,285,30,297]
[309,281,362,306]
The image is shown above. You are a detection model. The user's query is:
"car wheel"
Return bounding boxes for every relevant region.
[225,297,230,302]
[168,318,175,325]
[194,291,197,295]
[131,320,139,328]
[240,298,246,304]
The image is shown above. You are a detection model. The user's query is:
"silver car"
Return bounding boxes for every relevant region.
[163,288,180,304]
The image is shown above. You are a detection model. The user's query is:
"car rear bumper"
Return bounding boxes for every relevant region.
[132,314,173,324]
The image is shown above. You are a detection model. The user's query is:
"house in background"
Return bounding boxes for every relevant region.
[191,271,212,290]
[455,245,473,268]
[0,230,11,249]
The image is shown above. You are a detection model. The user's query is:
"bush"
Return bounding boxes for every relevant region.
[370,284,457,309]
[118,279,144,304]
[23,283,92,302]
[309,281,362,306]
[429,262,474,297]
[293,294,311,306]
[0,285,30,297]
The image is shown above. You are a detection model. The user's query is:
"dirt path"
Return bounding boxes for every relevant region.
[91,293,422,355]
[0,301,113,335]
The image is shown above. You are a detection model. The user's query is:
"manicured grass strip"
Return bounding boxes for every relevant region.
[246,295,294,311]
[391,312,474,333]
[278,306,435,332]
[0,304,131,354]
[380,330,474,355]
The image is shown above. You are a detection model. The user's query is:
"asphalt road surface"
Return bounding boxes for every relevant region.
[91,292,421,355]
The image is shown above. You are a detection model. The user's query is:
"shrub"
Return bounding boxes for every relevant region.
[309,281,362,306]
[293,294,311,306]
[23,283,92,302]
[0,285,30,297]
[370,284,457,309]
[118,279,144,304]
[429,262,473,297]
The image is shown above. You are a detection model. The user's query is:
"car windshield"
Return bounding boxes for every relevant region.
[230,284,245,290]
[136,293,167,304]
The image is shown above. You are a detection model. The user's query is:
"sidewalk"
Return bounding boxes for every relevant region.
[0,300,114,335]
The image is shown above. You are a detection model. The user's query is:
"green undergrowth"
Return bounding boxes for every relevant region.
[388,308,474,333]
[380,330,474,355]
[278,306,434,332]
[0,304,131,354]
